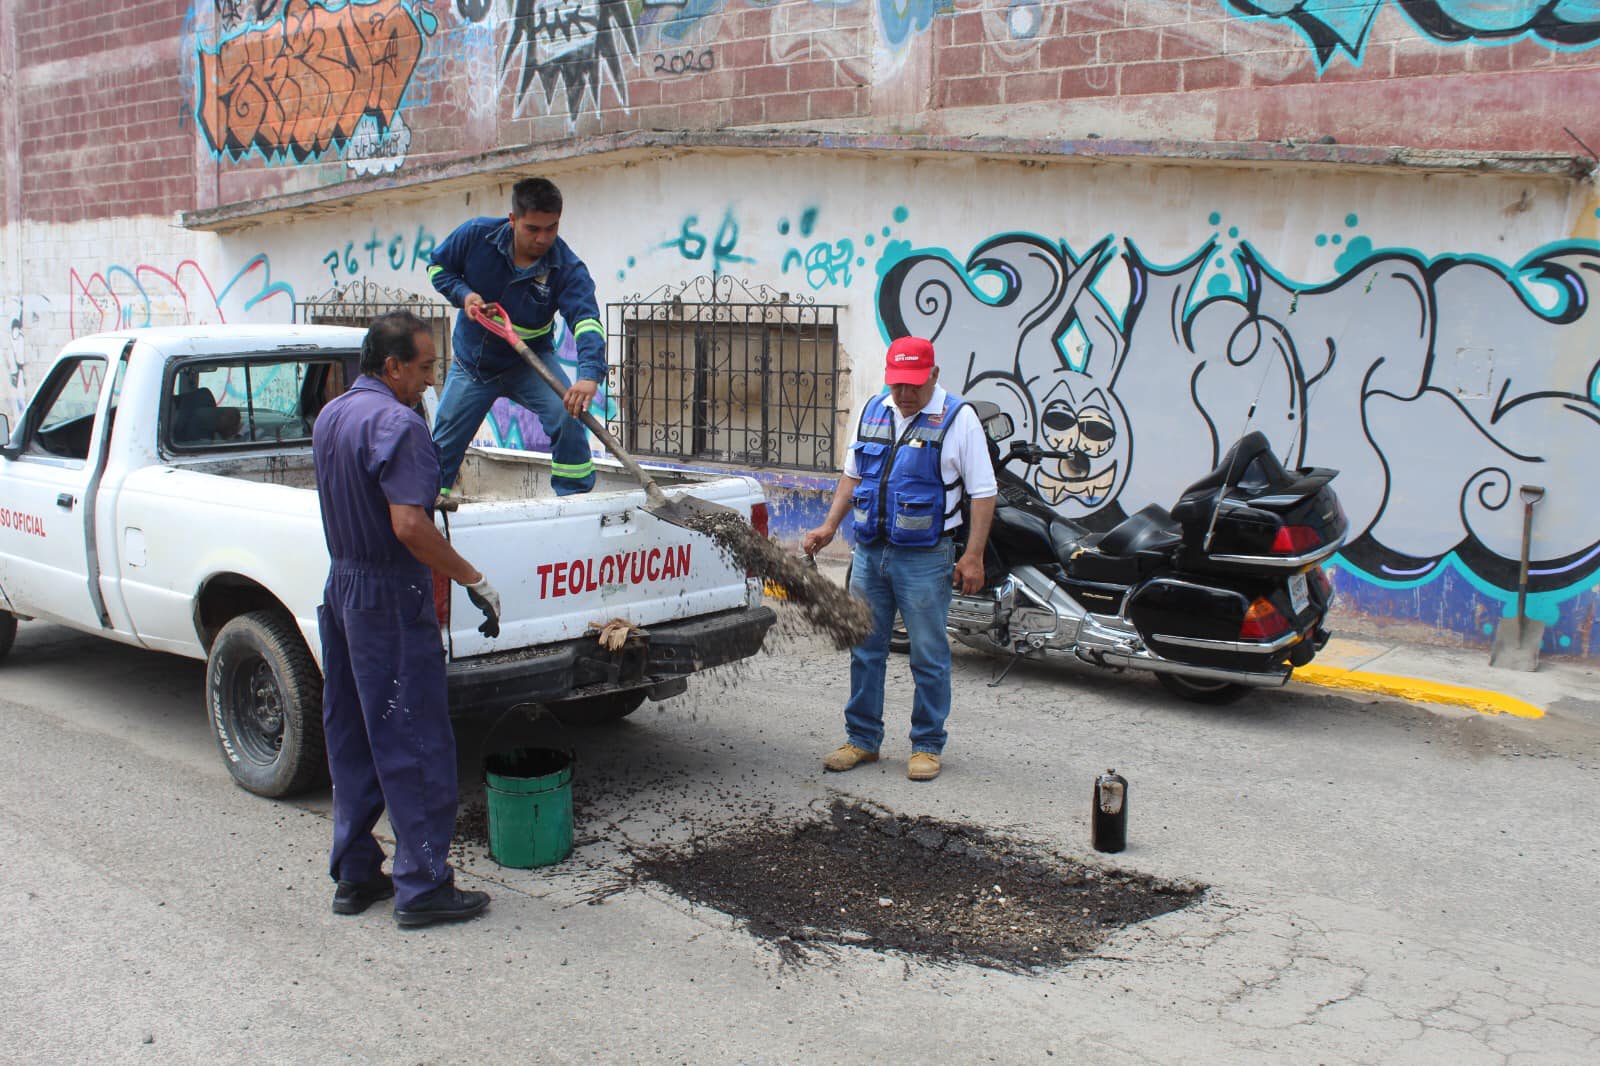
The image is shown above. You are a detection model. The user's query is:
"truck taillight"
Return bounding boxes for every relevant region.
[750,501,769,539]
[1239,596,1290,641]
[1271,525,1323,554]
[432,569,450,627]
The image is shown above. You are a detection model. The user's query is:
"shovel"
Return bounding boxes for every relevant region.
[1489,484,1545,671]
[467,302,745,535]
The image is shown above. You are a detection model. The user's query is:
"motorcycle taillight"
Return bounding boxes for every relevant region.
[1271,525,1323,554]
[1239,596,1290,640]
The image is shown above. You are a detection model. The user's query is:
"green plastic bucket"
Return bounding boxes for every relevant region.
[483,747,574,869]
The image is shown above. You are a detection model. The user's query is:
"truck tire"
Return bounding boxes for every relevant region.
[549,689,648,727]
[0,611,16,664]
[207,610,328,797]
[1156,672,1252,705]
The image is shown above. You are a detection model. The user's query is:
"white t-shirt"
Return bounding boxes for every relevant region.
[842,386,998,532]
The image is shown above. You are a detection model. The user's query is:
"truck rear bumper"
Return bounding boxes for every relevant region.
[445,605,777,717]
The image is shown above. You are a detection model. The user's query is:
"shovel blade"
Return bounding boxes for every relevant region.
[645,491,746,534]
[1489,617,1545,672]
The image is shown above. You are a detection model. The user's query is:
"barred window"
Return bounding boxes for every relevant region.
[295,280,455,373]
[606,281,843,473]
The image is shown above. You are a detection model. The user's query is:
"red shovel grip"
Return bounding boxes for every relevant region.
[467,301,522,348]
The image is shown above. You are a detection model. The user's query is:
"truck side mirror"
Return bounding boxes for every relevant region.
[0,413,12,457]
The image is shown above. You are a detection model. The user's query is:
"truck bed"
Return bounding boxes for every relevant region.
[178,445,714,500]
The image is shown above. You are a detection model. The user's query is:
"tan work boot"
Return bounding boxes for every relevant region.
[907,753,942,781]
[823,744,880,772]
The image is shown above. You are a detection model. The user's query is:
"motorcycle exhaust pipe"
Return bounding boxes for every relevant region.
[1086,649,1292,688]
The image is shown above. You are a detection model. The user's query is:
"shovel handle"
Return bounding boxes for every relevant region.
[469,302,670,509]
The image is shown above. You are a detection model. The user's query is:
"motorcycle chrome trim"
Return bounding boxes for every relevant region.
[1009,566,1086,648]
[1206,535,1346,570]
[947,579,1015,634]
[1150,629,1302,654]
[1091,648,1293,688]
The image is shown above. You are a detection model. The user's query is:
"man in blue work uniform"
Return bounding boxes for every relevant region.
[313,311,502,928]
[428,176,605,504]
[803,336,997,782]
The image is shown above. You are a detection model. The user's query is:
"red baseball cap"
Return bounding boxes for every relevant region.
[884,336,936,385]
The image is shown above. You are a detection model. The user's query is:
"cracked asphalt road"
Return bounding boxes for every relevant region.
[2,612,1597,1064]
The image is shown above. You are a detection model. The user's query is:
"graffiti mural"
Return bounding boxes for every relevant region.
[1222,1,1600,67]
[196,0,431,164]
[497,0,640,119]
[320,224,440,282]
[215,0,282,32]
[877,232,1600,616]
[3,298,51,418]
[69,257,295,338]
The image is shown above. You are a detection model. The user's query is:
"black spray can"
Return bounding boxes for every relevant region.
[1092,769,1128,853]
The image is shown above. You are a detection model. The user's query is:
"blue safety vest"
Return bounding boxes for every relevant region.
[849,391,967,548]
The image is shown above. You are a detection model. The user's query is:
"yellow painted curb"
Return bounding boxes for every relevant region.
[1294,664,1545,719]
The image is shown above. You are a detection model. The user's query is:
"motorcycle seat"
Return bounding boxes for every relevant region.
[1049,518,1097,566]
[1066,504,1183,585]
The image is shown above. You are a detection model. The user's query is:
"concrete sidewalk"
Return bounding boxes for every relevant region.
[1296,635,1600,721]
[800,554,1598,722]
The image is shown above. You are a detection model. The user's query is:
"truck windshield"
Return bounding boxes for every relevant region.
[167,356,348,450]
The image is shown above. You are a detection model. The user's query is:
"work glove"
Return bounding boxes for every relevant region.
[465,577,501,638]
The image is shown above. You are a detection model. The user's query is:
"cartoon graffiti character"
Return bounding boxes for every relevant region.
[1035,380,1124,510]
[878,228,1600,602]
[880,233,1132,522]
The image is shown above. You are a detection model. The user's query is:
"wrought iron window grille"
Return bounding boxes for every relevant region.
[294,279,456,371]
[606,276,844,473]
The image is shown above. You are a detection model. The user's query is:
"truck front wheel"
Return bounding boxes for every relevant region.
[0,611,16,664]
[207,610,328,797]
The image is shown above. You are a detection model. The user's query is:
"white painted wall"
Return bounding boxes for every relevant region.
[6,152,1598,651]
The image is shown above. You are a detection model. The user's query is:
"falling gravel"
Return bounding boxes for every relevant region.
[684,511,873,650]
[618,799,1204,972]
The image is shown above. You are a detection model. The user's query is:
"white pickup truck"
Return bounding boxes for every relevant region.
[0,325,775,797]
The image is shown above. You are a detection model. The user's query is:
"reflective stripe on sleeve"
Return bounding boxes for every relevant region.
[550,459,595,479]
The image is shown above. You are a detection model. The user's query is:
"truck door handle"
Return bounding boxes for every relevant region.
[56,493,75,509]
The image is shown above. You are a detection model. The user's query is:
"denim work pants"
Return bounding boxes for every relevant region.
[318,567,457,908]
[843,536,956,755]
[432,355,597,496]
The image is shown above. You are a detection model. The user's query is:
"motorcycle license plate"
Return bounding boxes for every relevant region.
[1288,572,1310,615]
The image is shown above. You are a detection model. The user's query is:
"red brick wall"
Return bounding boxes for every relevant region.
[12,0,194,223]
[8,0,1598,219]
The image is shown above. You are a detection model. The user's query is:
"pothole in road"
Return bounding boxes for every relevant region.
[620,798,1204,971]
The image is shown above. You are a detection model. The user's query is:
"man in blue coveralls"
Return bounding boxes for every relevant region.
[427,176,606,505]
[313,311,502,928]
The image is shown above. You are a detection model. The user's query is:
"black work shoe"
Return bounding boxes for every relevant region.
[332,874,395,916]
[394,883,490,929]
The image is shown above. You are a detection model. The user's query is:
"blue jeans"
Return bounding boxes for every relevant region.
[432,356,597,496]
[843,537,955,755]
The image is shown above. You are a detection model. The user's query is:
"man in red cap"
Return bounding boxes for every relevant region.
[803,336,996,781]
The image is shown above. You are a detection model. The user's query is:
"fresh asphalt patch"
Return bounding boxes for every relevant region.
[556,797,1204,972]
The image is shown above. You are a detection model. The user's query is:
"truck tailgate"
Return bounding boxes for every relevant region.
[442,475,759,660]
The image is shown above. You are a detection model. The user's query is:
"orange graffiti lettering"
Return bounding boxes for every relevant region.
[198,0,425,162]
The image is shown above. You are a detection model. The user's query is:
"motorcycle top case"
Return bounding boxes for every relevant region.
[1168,432,1346,572]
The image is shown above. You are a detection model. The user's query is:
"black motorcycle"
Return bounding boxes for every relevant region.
[939,402,1347,703]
